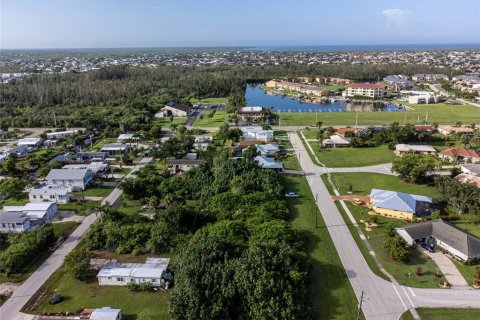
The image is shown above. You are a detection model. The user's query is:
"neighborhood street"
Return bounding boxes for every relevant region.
[288,131,480,320]
[0,157,152,320]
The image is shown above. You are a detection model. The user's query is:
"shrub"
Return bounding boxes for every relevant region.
[49,292,63,305]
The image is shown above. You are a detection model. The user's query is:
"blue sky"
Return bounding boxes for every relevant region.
[1,0,479,49]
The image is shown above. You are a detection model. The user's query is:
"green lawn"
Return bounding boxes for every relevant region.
[190,97,229,105]
[193,110,234,127]
[57,200,100,216]
[0,192,30,207]
[71,186,114,197]
[329,173,441,200]
[401,308,480,320]
[153,117,187,128]
[309,143,396,168]
[301,129,321,139]
[117,198,146,216]
[115,167,132,175]
[276,103,480,126]
[282,155,301,171]
[450,214,480,238]
[282,175,363,320]
[29,268,171,320]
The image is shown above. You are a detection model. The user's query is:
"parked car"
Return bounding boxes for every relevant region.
[421,243,435,253]
[352,198,364,205]
[285,192,299,198]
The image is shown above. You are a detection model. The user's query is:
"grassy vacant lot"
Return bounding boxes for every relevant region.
[190,97,228,105]
[153,117,187,127]
[57,200,100,216]
[193,110,233,127]
[401,308,480,320]
[71,186,114,197]
[31,267,171,320]
[282,175,362,320]
[310,143,396,167]
[276,103,480,126]
[329,172,441,200]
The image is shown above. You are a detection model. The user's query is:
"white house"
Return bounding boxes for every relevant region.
[322,135,351,148]
[0,212,31,233]
[193,142,209,151]
[22,202,58,221]
[255,155,283,172]
[90,308,122,320]
[396,220,480,261]
[17,138,44,147]
[97,257,171,287]
[101,144,130,156]
[194,135,213,143]
[166,159,205,173]
[242,128,274,142]
[29,188,70,204]
[117,133,139,143]
[155,102,190,118]
[63,162,109,175]
[45,168,93,191]
[256,144,280,157]
[46,130,78,140]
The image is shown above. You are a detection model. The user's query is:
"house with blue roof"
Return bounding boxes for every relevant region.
[369,189,433,221]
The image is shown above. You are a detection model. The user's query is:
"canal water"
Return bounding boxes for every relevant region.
[245,85,402,112]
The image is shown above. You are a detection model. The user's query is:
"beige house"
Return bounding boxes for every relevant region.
[394,144,436,156]
[155,102,190,118]
[369,189,433,221]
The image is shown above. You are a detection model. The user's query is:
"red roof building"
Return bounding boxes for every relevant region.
[334,127,359,135]
[439,147,480,163]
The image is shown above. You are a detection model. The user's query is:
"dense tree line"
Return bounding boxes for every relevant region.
[435,176,480,215]
[0,225,55,275]
[0,63,453,128]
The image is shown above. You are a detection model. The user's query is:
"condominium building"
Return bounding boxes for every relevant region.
[345,83,385,98]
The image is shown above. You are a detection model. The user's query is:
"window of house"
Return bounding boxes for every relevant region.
[117,277,124,282]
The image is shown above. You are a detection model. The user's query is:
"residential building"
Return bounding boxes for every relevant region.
[438,126,475,136]
[369,189,434,221]
[155,102,190,118]
[192,142,209,151]
[439,147,480,164]
[0,212,31,233]
[236,106,269,120]
[45,168,93,191]
[46,130,79,139]
[394,144,436,156]
[344,83,385,98]
[454,173,480,188]
[400,90,440,104]
[242,128,274,142]
[322,134,351,148]
[90,308,122,320]
[412,74,449,82]
[395,220,480,261]
[383,75,414,90]
[166,159,205,173]
[29,188,70,204]
[63,162,109,175]
[194,135,213,143]
[7,145,31,158]
[97,257,171,287]
[256,144,280,157]
[254,155,283,172]
[76,151,108,162]
[22,202,58,221]
[117,133,139,143]
[460,164,480,176]
[101,144,130,156]
[17,138,43,147]
[413,125,434,132]
[265,79,329,96]
[334,127,359,136]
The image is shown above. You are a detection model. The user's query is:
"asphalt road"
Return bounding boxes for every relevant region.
[0,157,152,320]
[288,131,480,320]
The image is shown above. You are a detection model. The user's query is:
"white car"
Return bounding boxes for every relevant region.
[285,192,299,198]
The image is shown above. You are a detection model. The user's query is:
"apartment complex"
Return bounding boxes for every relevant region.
[344,83,385,98]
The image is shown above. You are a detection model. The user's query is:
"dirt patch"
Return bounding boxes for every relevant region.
[0,282,18,296]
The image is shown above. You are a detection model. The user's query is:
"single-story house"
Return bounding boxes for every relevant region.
[22,201,58,221]
[394,144,436,156]
[395,219,480,261]
[7,145,31,158]
[194,135,213,143]
[461,164,480,176]
[412,74,449,82]
[117,133,139,143]
[166,159,205,173]
[256,144,280,157]
[322,135,350,148]
[414,125,434,132]
[439,147,480,164]
[29,187,70,204]
[438,126,475,136]
[101,144,130,156]
[97,257,171,287]
[369,189,434,221]
[45,168,94,191]
[0,211,31,233]
[76,151,108,162]
[254,155,283,172]
[155,102,190,118]
[46,130,78,139]
[17,138,43,147]
[90,307,122,320]
[334,127,359,136]
[63,162,109,175]
[454,173,480,188]
[193,142,209,151]
[242,128,274,142]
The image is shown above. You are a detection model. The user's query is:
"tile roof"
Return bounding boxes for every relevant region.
[439,147,480,159]
[348,83,385,89]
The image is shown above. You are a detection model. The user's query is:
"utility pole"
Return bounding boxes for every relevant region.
[425,112,428,124]
[355,109,358,127]
[53,112,57,128]
[356,290,365,320]
[404,108,407,125]
[315,193,318,228]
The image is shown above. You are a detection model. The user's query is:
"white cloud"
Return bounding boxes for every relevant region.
[382,8,410,29]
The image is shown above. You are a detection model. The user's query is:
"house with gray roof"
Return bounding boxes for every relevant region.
[255,155,283,172]
[396,220,480,261]
[369,189,433,221]
[90,307,122,320]
[101,144,130,156]
[45,168,93,191]
[0,211,31,233]
[256,144,280,157]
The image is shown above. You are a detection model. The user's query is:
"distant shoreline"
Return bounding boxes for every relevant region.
[1,43,479,54]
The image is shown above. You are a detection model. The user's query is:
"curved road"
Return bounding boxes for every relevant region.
[288,131,480,320]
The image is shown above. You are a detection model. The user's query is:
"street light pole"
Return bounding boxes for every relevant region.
[356,290,365,320]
